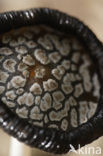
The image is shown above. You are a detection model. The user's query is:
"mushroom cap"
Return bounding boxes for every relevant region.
[0,25,100,132]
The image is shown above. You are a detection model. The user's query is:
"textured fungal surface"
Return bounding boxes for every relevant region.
[0,25,100,131]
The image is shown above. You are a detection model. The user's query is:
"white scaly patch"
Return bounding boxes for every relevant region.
[3,59,16,73]
[11,76,26,88]
[34,49,50,65]
[30,83,42,95]
[0,70,9,83]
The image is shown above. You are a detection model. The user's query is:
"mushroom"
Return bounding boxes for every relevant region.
[0,8,102,154]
